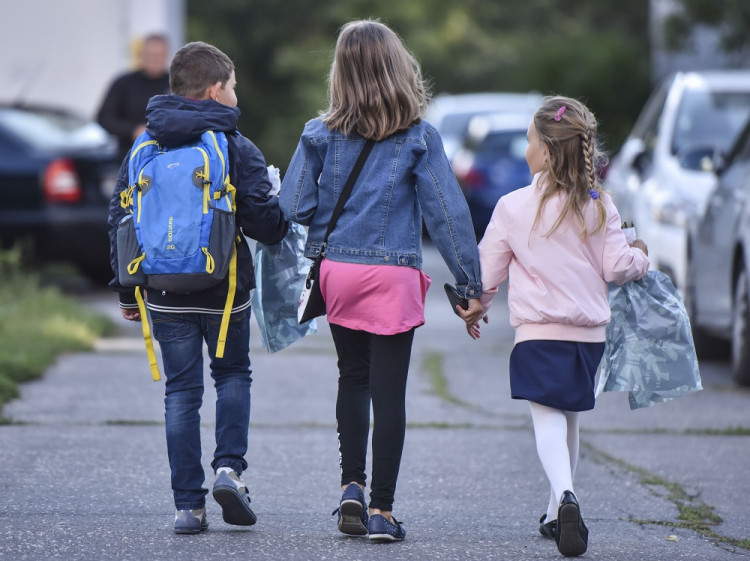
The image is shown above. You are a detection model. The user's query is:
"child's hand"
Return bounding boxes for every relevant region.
[457,298,484,326]
[466,321,482,340]
[630,238,648,256]
[121,308,141,322]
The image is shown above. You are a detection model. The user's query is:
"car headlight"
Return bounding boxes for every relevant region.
[650,198,696,227]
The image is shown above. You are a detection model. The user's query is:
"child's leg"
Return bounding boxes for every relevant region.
[529,402,575,520]
[368,328,415,515]
[205,310,252,475]
[542,409,580,519]
[329,324,372,489]
[151,311,207,510]
[566,410,580,479]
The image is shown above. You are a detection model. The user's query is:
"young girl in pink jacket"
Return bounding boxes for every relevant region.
[461,96,649,557]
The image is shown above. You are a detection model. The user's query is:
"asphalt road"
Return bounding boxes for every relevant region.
[0,244,748,560]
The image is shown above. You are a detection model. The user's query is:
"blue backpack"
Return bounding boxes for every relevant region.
[116,130,238,380]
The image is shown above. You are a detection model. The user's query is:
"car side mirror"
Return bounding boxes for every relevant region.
[618,138,647,176]
[632,150,651,176]
[677,145,718,172]
[712,151,728,176]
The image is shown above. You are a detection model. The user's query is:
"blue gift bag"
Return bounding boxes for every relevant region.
[251,222,317,352]
[597,270,702,409]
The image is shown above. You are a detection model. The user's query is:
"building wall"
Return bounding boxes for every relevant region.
[0,0,184,118]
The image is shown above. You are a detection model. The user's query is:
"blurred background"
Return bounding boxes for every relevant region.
[3,0,743,168]
[2,0,750,384]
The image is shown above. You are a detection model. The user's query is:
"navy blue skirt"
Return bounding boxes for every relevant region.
[509,340,605,412]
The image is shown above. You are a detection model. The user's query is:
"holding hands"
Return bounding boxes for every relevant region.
[458,299,487,340]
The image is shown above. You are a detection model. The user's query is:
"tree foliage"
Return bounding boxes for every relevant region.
[665,0,750,56]
[187,0,650,168]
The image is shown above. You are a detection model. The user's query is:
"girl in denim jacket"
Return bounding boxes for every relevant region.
[280,20,483,542]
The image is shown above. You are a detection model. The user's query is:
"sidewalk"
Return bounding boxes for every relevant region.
[0,246,748,560]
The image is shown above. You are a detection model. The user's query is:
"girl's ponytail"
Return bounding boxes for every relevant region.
[532,96,607,240]
[582,130,596,194]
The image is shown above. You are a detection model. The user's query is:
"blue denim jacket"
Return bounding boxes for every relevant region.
[280,118,481,298]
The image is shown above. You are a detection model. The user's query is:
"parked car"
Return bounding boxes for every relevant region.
[425,92,542,162]
[0,104,120,281]
[452,111,535,238]
[686,117,750,386]
[605,70,750,291]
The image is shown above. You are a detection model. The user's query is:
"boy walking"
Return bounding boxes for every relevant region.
[107,42,288,533]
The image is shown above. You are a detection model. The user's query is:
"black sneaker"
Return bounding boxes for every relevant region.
[556,490,588,557]
[368,514,406,542]
[212,467,257,526]
[332,483,368,536]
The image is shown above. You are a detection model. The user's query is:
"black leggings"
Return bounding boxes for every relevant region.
[329,323,415,511]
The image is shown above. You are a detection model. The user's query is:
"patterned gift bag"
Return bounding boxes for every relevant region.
[597,270,702,409]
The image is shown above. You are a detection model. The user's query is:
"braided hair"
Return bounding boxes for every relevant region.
[531,96,607,239]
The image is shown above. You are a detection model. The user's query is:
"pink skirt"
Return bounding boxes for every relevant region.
[320,259,431,335]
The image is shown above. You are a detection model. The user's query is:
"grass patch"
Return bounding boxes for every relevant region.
[422,351,477,410]
[586,442,750,551]
[104,420,164,427]
[0,247,115,408]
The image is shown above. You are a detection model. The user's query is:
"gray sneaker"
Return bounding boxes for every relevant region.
[174,508,208,534]
[212,467,257,526]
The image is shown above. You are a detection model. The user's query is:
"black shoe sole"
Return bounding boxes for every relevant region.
[556,502,587,557]
[338,499,368,536]
[213,485,258,526]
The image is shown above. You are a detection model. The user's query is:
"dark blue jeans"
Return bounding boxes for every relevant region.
[150,309,252,510]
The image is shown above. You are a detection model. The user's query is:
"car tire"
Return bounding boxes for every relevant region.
[685,256,730,359]
[732,266,750,386]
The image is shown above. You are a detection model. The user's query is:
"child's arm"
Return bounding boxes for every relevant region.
[232,137,289,245]
[414,126,482,298]
[279,125,324,226]
[601,197,650,284]
[477,199,513,312]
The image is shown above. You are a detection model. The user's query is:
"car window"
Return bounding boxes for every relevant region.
[440,111,498,137]
[477,130,528,162]
[0,108,111,151]
[671,91,750,155]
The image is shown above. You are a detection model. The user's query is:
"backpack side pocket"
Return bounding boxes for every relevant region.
[117,215,146,287]
[206,208,237,283]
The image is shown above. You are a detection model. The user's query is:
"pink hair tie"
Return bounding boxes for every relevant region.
[554,105,567,121]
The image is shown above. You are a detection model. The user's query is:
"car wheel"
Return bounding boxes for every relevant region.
[685,255,730,359]
[732,266,750,386]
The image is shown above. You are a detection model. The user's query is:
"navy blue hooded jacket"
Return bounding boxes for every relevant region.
[107,95,288,313]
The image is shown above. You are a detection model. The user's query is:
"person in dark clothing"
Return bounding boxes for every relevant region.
[107,41,288,534]
[97,34,170,160]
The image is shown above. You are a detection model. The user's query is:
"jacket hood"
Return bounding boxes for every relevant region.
[145,95,240,147]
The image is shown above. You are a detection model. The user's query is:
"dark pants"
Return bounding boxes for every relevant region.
[329,323,415,512]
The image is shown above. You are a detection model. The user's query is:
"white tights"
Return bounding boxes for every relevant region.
[528,401,580,522]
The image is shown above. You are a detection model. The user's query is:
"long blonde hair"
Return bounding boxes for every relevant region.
[323,20,429,141]
[532,96,607,239]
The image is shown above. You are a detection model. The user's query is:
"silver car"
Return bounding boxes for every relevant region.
[605,71,750,291]
[425,92,542,162]
[687,119,750,386]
